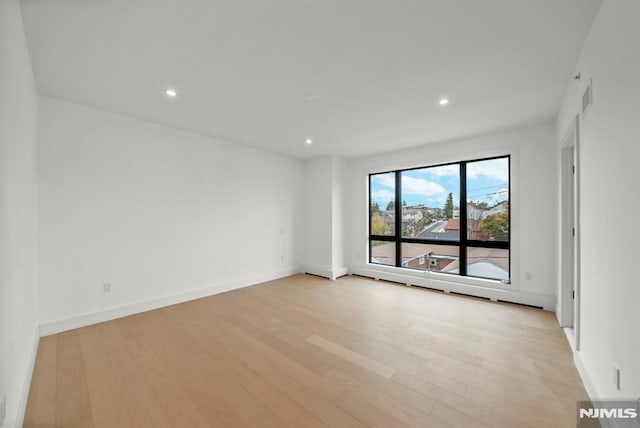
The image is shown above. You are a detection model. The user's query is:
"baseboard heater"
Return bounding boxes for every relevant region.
[449,291,491,301]
[377,278,406,286]
[413,285,445,293]
[497,299,543,310]
[351,273,375,279]
[347,275,545,310]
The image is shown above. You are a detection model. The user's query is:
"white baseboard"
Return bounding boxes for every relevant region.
[562,327,577,352]
[572,349,600,401]
[564,327,600,401]
[565,333,618,428]
[14,326,40,427]
[302,265,333,279]
[303,265,349,280]
[39,268,301,336]
[332,266,349,279]
[351,265,555,310]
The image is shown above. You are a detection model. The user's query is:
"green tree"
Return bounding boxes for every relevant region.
[370,201,380,215]
[386,201,395,211]
[371,212,392,235]
[402,200,407,207]
[480,212,509,240]
[443,192,454,219]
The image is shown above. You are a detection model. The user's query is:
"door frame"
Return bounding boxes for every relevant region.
[559,114,581,350]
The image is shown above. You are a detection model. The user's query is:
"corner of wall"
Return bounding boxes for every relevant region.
[14,327,40,427]
[0,0,41,425]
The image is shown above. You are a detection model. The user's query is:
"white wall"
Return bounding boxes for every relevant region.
[38,96,304,333]
[556,0,640,399]
[348,123,558,309]
[304,157,333,276]
[303,156,349,279]
[331,157,348,272]
[0,0,40,426]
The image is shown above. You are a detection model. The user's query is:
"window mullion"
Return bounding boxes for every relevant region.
[460,162,468,276]
[395,171,401,267]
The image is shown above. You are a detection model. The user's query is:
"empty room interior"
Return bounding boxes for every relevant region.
[2,0,639,426]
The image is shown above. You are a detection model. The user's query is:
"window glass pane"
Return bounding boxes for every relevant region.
[466,158,509,241]
[370,172,395,236]
[370,240,395,266]
[400,165,460,240]
[466,248,510,281]
[401,243,459,273]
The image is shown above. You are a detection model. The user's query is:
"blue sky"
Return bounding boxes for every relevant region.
[371,158,508,209]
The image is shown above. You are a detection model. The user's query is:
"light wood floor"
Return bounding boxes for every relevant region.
[25,274,587,427]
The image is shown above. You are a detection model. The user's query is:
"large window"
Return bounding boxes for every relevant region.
[369,156,510,282]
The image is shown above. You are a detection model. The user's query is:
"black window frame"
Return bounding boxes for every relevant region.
[368,155,510,282]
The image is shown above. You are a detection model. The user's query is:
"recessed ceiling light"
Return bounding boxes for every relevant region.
[439,98,449,106]
[165,88,178,98]
[305,138,313,145]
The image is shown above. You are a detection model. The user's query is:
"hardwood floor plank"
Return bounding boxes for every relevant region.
[392,369,534,427]
[174,365,253,427]
[332,390,415,428]
[98,323,175,428]
[264,369,368,428]
[116,316,231,427]
[324,367,436,418]
[430,401,497,428]
[306,334,396,379]
[213,370,288,428]
[141,317,254,428]
[77,325,137,428]
[325,369,436,428]
[55,330,95,428]
[174,312,331,428]
[24,335,57,428]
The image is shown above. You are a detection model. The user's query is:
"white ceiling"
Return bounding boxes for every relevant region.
[21,0,600,159]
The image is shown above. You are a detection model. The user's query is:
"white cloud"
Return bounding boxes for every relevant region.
[402,176,446,196]
[373,173,395,188]
[430,194,448,204]
[372,189,394,202]
[467,158,509,181]
[418,164,459,178]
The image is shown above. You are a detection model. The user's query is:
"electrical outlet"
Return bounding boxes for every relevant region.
[613,365,621,391]
[0,395,6,427]
[103,283,111,292]
[525,272,533,280]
